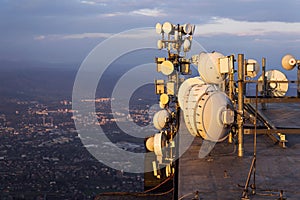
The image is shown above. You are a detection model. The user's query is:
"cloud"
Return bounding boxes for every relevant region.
[34,33,111,40]
[130,8,166,17]
[101,12,123,17]
[253,38,300,44]
[80,0,107,6]
[34,35,46,41]
[80,1,96,5]
[2,0,300,63]
[33,29,157,41]
[34,17,300,42]
[61,32,112,39]
[101,8,165,18]
[196,17,300,37]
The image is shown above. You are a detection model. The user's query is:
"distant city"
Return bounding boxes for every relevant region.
[0,63,155,199]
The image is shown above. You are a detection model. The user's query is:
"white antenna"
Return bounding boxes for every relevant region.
[162,22,174,35]
[282,54,297,70]
[258,69,289,97]
[160,60,174,76]
[153,110,170,130]
[245,59,260,78]
[178,77,234,141]
[155,23,163,34]
[197,52,226,84]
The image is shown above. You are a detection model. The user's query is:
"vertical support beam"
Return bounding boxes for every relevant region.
[228,55,235,144]
[297,65,300,98]
[238,54,244,157]
[243,59,247,95]
[261,57,267,110]
[228,55,235,102]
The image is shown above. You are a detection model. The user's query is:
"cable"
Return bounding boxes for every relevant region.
[178,192,194,200]
[94,188,174,199]
[143,174,174,193]
[178,191,199,200]
[208,142,237,157]
[255,192,279,197]
[94,174,174,199]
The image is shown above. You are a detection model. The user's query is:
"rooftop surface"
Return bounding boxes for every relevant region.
[178,103,300,200]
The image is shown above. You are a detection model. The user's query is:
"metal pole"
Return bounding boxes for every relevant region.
[228,55,235,144]
[243,59,247,95]
[173,103,180,200]
[238,54,244,157]
[240,84,258,196]
[241,156,256,198]
[297,65,300,98]
[252,83,258,195]
[229,55,235,102]
[261,58,267,110]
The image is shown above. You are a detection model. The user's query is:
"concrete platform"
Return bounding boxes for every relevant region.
[178,103,300,200]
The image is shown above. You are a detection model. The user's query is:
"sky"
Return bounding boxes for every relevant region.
[1,0,300,68]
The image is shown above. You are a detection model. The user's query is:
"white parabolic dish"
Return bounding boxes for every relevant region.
[258,70,289,97]
[197,52,225,84]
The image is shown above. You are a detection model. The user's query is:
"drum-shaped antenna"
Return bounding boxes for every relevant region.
[178,77,234,141]
[177,77,204,110]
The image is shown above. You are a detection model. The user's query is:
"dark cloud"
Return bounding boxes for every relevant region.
[0,0,299,62]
